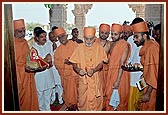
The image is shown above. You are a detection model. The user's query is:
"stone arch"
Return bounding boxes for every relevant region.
[50,4,163,38]
[128,4,163,25]
[49,4,92,39]
[72,4,92,39]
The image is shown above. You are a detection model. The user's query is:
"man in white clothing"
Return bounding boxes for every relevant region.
[127,35,143,111]
[48,31,63,105]
[31,29,55,111]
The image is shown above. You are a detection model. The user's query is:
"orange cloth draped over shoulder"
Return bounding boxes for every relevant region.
[105,39,130,111]
[14,19,39,111]
[132,21,159,110]
[95,38,109,96]
[139,40,159,111]
[14,37,39,110]
[54,40,78,107]
[69,42,108,111]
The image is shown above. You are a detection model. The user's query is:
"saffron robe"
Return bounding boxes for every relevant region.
[105,39,131,111]
[139,39,159,111]
[14,38,39,111]
[95,38,110,108]
[95,38,110,95]
[54,40,78,107]
[69,42,108,111]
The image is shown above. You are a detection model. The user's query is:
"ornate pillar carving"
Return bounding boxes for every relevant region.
[128,4,145,19]
[72,4,92,39]
[49,4,67,30]
[128,4,162,25]
[145,4,162,25]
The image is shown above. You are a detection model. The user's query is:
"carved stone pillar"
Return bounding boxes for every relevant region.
[128,4,145,19]
[128,4,162,25]
[49,4,67,30]
[145,4,162,25]
[72,4,92,39]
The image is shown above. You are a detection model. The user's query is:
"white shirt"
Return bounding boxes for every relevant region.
[48,40,62,85]
[127,35,143,87]
[32,41,55,91]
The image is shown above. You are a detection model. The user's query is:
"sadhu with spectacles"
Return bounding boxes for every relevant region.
[13,19,39,111]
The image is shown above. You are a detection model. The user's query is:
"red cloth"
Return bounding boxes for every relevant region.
[30,47,49,68]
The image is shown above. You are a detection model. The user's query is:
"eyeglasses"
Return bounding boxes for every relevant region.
[58,34,67,39]
[17,28,26,33]
[100,31,110,35]
[84,36,95,41]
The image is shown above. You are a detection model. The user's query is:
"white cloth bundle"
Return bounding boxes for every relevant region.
[109,89,120,110]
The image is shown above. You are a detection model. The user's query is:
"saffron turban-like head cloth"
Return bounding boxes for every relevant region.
[13,19,25,30]
[54,27,66,36]
[111,23,122,33]
[122,25,133,32]
[99,23,110,32]
[131,21,149,33]
[83,27,96,37]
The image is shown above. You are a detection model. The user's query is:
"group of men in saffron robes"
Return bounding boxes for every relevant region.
[12,17,159,111]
